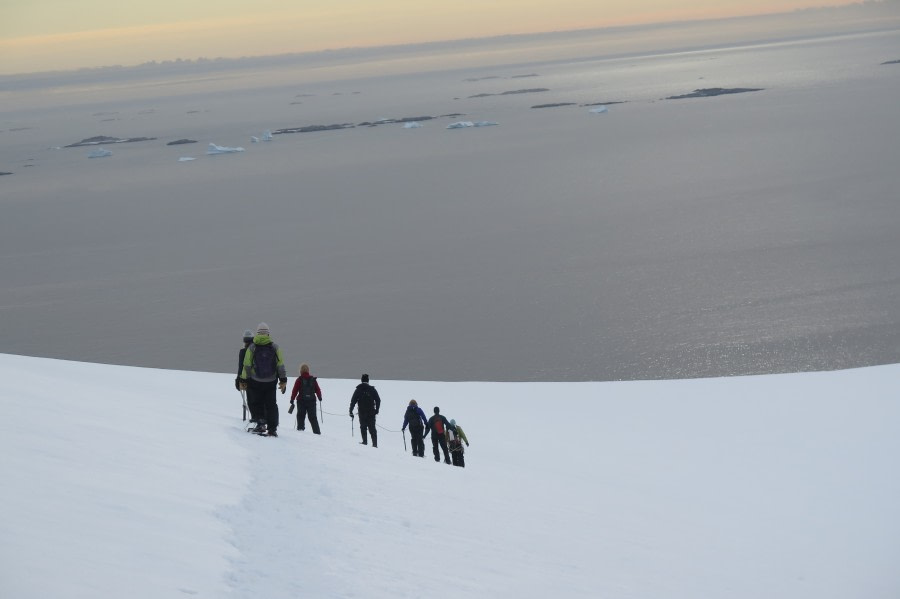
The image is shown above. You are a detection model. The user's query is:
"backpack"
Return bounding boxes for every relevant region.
[252,343,278,379]
[300,376,317,401]
[354,385,376,412]
[357,386,372,404]
[407,408,423,431]
[433,417,444,435]
[447,427,461,450]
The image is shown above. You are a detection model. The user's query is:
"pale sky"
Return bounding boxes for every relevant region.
[0,0,858,75]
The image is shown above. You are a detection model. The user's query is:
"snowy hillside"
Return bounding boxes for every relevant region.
[2,354,899,598]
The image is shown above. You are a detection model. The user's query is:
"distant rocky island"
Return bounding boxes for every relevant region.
[166,139,197,146]
[665,88,763,99]
[274,114,469,133]
[65,135,157,148]
[0,171,12,176]
[468,88,550,98]
[463,74,539,82]
[532,100,627,109]
[358,116,435,127]
[882,59,900,65]
[273,124,354,135]
[357,114,465,127]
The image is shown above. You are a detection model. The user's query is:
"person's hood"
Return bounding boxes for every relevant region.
[253,335,272,345]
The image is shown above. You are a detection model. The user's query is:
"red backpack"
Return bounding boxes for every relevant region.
[434,417,444,435]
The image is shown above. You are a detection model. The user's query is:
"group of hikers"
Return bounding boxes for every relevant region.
[235,323,470,466]
[401,400,470,466]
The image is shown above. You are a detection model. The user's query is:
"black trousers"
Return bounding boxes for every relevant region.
[359,411,377,447]
[431,434,450,463]
[297,398,321,433]
[450,441,465,467]
[246,386,263,422]
[409,426,425,457]
[249,379,278,432]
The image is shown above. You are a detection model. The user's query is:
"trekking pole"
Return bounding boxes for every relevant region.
[351,413,355,437]
[402,430,407,452]
[241,389,248,421]
[320,400,324,425]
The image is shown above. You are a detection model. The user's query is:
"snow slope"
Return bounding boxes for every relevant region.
[2,354,898,598]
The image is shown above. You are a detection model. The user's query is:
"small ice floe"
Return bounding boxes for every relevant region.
[178,157,196,162]
[447,121,499,129]
[88,148,112,158]
[251,130,273,143]
[403,122,423,129]
[589,106,609,114]
[207,143,245,155]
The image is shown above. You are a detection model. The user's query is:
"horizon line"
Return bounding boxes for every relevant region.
[0,4,870,79]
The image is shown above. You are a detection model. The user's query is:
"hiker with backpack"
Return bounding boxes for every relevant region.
[401,400,428,457]
[238,323,288,437]
[290,363,322,434]
[424,406,452,464]
[446,419,470,467]
[349,374,381,447]
[236,329,259,422]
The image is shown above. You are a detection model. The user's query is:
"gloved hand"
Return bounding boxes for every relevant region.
[234,377,241,391]
[279,380,287,394]
[238,379,247,391]
[349,412,354,418]
[374,409,379,415]
[466,442,470,447]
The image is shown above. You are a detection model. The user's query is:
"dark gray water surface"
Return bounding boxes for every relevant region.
[3,30,900,381]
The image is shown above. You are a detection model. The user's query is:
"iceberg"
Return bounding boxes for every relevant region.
[403,122,423,129]
[261,130,273,141]
[87,148,112,158]
[178,157,196,162]
[250,136,260,143]
[474,121,499,127]
[207,143,245,155]
[589,106,609,114]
